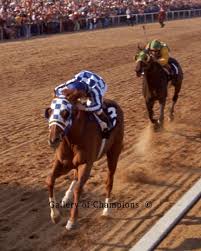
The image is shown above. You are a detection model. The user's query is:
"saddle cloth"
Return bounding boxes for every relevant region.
[163,63,179,81]
[94,104,117,132]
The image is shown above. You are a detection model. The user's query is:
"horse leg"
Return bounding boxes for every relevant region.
[158,99,166,126]
[66,163,92,230]
[46,159,66,224]
[61,169,78,207]
[169,81,182,121]
[159,21,162,27]
[146,99,156,124]
[102,147,120,216]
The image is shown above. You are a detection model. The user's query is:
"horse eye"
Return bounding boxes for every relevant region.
[60,109,69,120]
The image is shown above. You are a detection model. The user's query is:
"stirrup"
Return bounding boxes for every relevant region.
[102,128,110,139]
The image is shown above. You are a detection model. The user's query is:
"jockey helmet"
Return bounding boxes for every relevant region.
[67,81,88,93]
[149,40,162,51]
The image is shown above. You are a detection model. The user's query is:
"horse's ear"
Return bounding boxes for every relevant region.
[52,90,56,98]
[45,107,52,119]
[134,54,139,61]
[137,42,146,51]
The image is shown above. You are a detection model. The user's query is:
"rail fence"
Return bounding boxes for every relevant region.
[0,8,201,41]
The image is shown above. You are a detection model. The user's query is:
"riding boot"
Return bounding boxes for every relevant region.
[98,111,113,138]
[98,111,112,130]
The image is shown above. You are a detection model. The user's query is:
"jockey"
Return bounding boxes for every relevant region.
[145,39,173,77]
[54,70,112,132]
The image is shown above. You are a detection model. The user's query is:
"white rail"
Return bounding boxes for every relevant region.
[132,9,201,24]
[130,178,201,251]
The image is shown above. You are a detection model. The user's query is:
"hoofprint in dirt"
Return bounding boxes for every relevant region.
[0,18,201,251]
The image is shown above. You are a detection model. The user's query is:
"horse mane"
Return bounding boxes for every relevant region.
[62,89,87,104]
[137,43,146,52]
[147,57,166,75]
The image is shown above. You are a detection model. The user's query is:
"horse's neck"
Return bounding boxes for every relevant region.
[146,63,164,82]
[68,111,86,143]
[148,62,161,73]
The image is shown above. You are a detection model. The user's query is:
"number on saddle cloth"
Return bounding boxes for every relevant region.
[104,106,117,128]
[93,105,118,132]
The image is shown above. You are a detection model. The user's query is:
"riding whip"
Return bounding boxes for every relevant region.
[142,25,148,43]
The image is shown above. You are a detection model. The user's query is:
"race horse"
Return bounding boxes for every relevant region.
[44,96,124,230]
[135,49,183,128]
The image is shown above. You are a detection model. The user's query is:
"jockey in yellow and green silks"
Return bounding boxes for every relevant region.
[145,39,170,66]
[145,39,174,77]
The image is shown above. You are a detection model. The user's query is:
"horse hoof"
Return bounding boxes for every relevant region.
[153,121,163,131]
[151,119,157,124]
[102,209,110,217]
[51,212,61,224]
[66,220,77,230]
[168,114,174,122]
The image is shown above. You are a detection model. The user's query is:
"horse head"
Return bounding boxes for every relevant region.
[135,49,152,77]
[45,97,73,148]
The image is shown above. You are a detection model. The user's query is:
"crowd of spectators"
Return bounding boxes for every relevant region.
[0,0,201,39]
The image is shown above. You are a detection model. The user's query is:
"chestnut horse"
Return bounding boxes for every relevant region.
[45,96,124,230]
[135,49,183,127]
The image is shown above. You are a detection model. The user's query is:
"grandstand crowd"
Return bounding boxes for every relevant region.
[0,0,201,39]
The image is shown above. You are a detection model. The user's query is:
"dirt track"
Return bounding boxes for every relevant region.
[0,18,201,251]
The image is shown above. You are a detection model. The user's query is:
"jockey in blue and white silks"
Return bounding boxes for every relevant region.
[55,70,107,114]
[54,70,111,132]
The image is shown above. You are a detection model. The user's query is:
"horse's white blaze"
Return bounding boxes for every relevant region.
[102,198,111,216]
[61,180,77,206]
[49,197,60,223]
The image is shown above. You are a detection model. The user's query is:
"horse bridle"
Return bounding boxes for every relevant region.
[48,97,73,136]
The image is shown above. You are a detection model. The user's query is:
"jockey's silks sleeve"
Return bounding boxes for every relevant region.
[157,46,169,66]
[83,86,103,113]
[54,70,107,113]
[54,78,76,96]
[73,70,106,113]
[74,70,107,96]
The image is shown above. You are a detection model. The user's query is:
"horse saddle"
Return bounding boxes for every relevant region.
[162,62,179,81]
